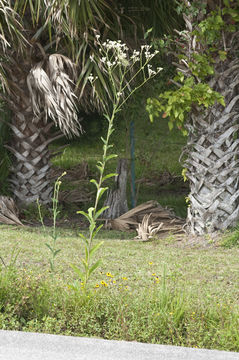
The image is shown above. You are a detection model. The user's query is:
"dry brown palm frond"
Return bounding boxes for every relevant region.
[27,54,82,138]
[135,213,163,241]
[105,200,185,235]
[0,196,23,226]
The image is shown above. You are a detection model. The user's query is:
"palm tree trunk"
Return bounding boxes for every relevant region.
[5,109,62,206]
[2,61,62,207]
[184,60,239,234]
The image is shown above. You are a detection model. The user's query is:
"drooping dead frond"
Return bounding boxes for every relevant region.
[27,55,82,138]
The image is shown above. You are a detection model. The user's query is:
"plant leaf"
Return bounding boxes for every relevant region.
[89,241,104,257]
[89,259,102,276]
[70,264,84,279]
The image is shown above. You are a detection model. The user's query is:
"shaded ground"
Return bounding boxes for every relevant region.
[20,162,189,232]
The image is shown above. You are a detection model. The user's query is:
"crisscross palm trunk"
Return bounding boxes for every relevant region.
[185,62,239,234]
[181,12,239,234]
[7,112,62,205]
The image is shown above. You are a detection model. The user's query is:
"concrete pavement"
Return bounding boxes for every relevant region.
[0,330,238,360]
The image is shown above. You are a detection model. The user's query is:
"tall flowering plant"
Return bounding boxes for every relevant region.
[70,37,162,293]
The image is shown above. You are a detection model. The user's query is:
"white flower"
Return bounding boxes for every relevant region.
[141,44,151,51]
[145,51,153,60]
[131,55,140,62]
[89,55,94,62]
[147,65,156,77]
[88,74,94,83]
[100,57,107,63]
[96,34,100,40]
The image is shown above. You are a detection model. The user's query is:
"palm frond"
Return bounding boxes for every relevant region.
[0,0,26,52]
[27,55,81,138]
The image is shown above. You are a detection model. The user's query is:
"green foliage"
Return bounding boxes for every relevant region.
[0,246,20,271]
[221,228,239,248]
[147,77,225,133]
[146,2,239,132]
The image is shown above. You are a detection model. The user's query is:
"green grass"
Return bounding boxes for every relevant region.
[220,227,239,248]
[0,225,239,351]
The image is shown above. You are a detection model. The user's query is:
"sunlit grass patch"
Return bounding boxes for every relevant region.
[0,224,239,353]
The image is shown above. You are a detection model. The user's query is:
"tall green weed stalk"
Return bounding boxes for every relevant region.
[71,37,162,293]
[38,172,66,273]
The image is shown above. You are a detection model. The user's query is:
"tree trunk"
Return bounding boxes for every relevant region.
[6,111,62,206]
[103,158,128,219]
[184,60,239,235]
[3,60,61,207]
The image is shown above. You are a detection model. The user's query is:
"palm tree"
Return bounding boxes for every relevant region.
[0,0,181,207]
[182,1,239,234]
[0,0,122,206]
[147,1,239,234]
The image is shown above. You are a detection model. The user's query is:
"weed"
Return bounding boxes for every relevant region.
[38,173,66,272]
[70,38,161,293]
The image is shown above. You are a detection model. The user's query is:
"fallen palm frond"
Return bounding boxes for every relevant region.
[105,200,185,237]
[0,196,23,225]
[135,213,163,241]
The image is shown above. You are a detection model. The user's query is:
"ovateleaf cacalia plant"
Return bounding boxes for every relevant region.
[70,36,162,293]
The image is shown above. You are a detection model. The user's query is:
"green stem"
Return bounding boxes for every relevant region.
[86,107,116,271]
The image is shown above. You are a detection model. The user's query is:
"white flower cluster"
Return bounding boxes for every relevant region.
[98,39,129,67]
[131,50,140,62]
[147,64,163,78]
[91,36,160,73]
[87,35,162,94]
[88,73,98,84]
[141,45,159,60]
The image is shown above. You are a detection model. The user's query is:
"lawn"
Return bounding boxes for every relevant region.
[0,225,239,351]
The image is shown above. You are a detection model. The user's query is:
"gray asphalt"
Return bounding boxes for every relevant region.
[0,330,238,360]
